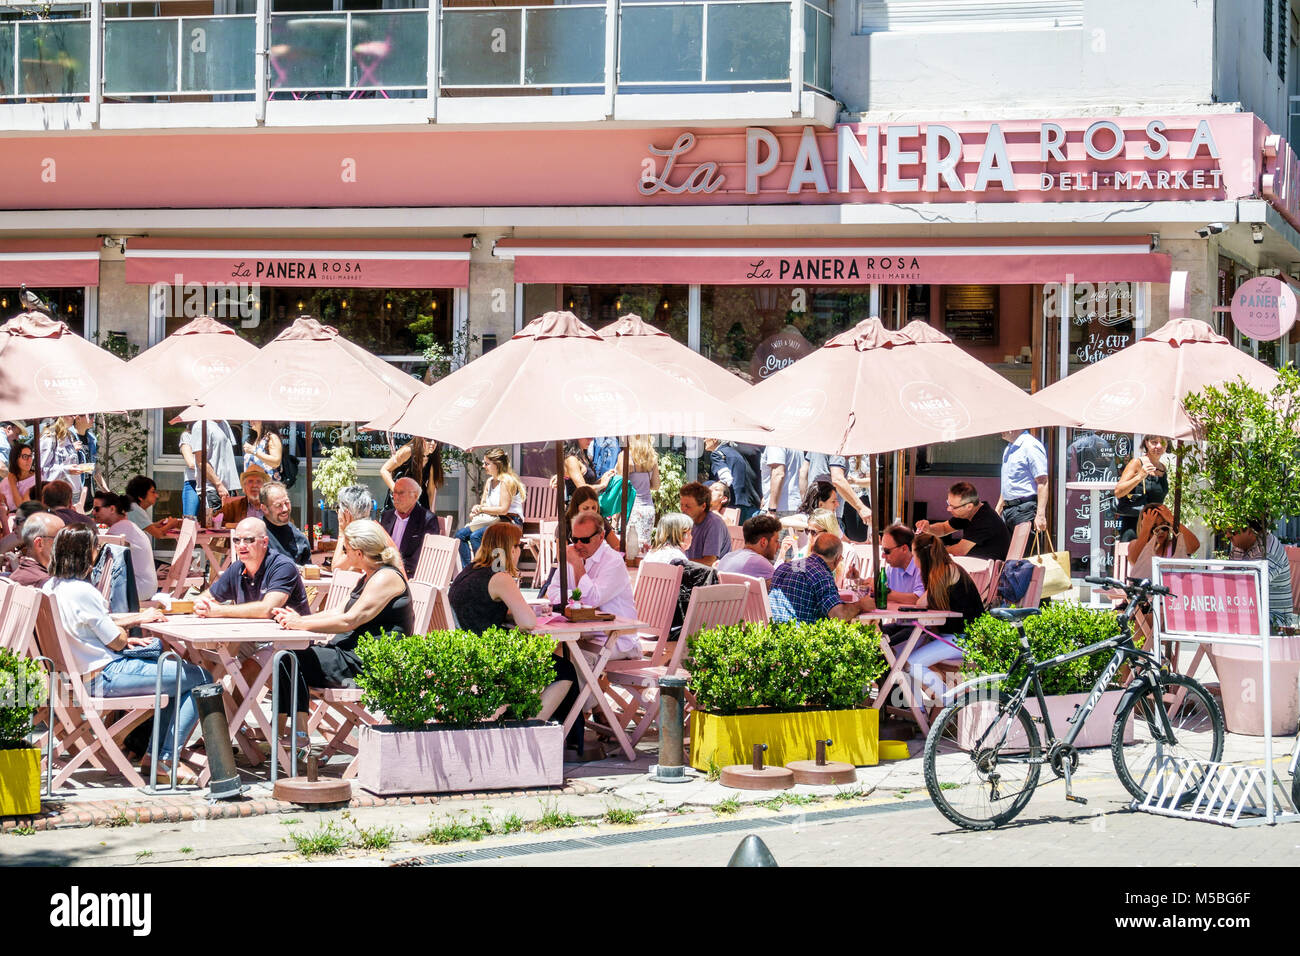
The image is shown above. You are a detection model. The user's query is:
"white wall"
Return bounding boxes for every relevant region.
[1214,0,1297,138]
[832,0,1215,115]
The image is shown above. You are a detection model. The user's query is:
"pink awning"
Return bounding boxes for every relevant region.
[495,237,1171,285]
[125,238,471,288]
[0,239,100,287]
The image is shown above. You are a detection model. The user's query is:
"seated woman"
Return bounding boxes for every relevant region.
[42,525,211,783]
[565,485,620,552]
[270,519,411,742]
[643,513,692,565]
[902,532,986,704]
[448,522,583,751]
[455,448,525,568]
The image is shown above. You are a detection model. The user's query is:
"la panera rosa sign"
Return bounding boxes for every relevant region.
[636,117,1233,201]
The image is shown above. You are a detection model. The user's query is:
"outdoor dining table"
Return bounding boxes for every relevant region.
[142,616,330,784]
[857,607,964,734]
[529,614,651,762]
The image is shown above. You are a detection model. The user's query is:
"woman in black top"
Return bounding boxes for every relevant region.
[1113,434,1170,541]
[447,522,583,750]
[905,532,986,704]
[380,436,446,511]
[561,438,612,500]
[271,519,412,740]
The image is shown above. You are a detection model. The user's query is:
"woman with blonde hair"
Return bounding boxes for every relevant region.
[644,512,693,565]
[272,519,412,739]
[448,522,584,749]
[455,447,526,567]
[614,435,659,556]
[40,416,89,506]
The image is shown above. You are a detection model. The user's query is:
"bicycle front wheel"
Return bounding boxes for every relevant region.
[924,691,1042,830]
[1111,674,1225,805]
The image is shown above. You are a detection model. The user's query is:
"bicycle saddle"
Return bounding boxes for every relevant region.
[991,607,1040,623]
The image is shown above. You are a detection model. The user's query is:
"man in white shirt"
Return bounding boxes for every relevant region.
[545,511,637,655]
[92,492,158,599]
[762,446,804,515]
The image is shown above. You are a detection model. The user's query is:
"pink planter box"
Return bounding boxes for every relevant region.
[958,689,1133,751]
[1210,637,1300,736]
[357,720,564,796]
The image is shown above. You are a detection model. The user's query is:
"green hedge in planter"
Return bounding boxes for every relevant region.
[354,628,557,729]
[961,603,1121,696]
[0,648,46,750]
[686,619,885,715]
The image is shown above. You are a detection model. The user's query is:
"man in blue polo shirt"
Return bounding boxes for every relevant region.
[193,517,310,618]
[996,429,1049,532]
[769,533,872,624]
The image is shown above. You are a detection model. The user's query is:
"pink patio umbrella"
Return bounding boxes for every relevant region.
[1032,317,1283,527]
[0,310,138,490]
[725,316,1077,573]
[368,310,768,604]
[127,316,261,525]
[179,316,427,537]
[598,311,752,529]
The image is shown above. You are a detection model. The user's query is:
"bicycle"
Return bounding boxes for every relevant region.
[922,576,1225,830]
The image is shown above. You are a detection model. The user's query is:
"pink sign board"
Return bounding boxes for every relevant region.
[1159,570,1263,637]
[1229,276,1297,341]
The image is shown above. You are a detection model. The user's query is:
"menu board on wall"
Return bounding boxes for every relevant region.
[943,285,997,343]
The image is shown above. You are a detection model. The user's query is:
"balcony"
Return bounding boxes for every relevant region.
[0,2,835,132]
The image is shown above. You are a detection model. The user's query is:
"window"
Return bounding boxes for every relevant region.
[1267,0,1275,60]
[1281,0,1290,81]
[857,0,1083,35]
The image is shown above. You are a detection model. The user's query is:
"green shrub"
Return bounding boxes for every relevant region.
[354,628,556,728]
[961,603,1121,696]
[0,649,46,750]
[686,619,885,715]
[652,451,686,520]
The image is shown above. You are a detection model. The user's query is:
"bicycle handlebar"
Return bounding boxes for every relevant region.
[1084,575,1172,597]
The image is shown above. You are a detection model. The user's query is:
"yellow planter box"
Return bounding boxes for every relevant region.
[690,708,879,771]
[0,748,40,817]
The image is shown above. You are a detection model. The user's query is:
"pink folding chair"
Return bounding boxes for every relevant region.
[528,520,558,590]
[953,555,1003,610]
[1021,563,1046,609]
[722,508,740,526]
[158,518,204,598]
[1007,522,1031,561]
[412,533,460,588]
[350,32,392,99]
[717,571,770,625]
[520,477,556,533]
[0,582,41,658]
[630,561,684,662]
[603,583,747,746]
[408,580,455,633]
[727,525,745,553]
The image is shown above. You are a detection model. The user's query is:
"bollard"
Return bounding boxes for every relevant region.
[192,683,244,801]
[721,741,794,790]
[788,737,856,786]
[752,743,767,771]
[816,738,832,766]
[647,675,692,783]
[727,834,779,867]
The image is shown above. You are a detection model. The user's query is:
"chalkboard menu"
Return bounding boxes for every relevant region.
[943,285,998,343]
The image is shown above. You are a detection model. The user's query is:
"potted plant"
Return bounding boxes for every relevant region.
[0,649,46,817]
[314,445,359,538]
[352,627,564,795]
[959,603,1133,749]
[1183,368,1300,736]
[686,619,886,770]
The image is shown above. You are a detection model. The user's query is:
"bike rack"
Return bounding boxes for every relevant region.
[146,651,185,794]
[269,649,300,783]
[1135,558,1300,827]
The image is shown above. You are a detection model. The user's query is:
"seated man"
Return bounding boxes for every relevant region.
[545,511,639,659]
[193,518,310,619]
[260,480,311,565]
[41,479,95,529]
[716,513,782,581]
[8,511,64,586]
[1228,520,1294,628]
[769,533,873,624]
[871,524,926,607]
[92,491,158,599]
[915,481,1010,560]
[221,466,268,526]
[679,480,731,567]
[379,476,439,577]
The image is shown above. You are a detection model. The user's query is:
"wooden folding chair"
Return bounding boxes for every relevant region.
[0,582,41,658]
[717,571,770,625]
[628,561,684,662]
[727,525,745,553]
[527,520,558,590]
[722,508,740,526]
[602,582,747,746]
[35,593,172,789]
[1021,563,1046,609]
[412,533,461,587]
[157,518,205,597]
[1006,521,1031,561]
[520,476,556,534]
[953,555,1003,610]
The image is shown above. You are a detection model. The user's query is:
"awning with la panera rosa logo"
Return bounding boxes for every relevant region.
[0,239,101,287]
[494,237,1171,285]
[124,238,472,288]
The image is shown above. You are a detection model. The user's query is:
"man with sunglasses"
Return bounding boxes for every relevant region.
[193,517,310,619]
[871,524,925,606]
[544,511,636,642]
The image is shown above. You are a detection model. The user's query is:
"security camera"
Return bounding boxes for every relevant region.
[1195,223,1228,238]
[1252,223,1265,244]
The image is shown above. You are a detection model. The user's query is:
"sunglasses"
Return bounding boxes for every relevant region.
[880,544,905,555]
[569,530,602,544]
[231,535,262,545]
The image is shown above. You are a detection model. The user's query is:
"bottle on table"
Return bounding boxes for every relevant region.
[875,563,889,610]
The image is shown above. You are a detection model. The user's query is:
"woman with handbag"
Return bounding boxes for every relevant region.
[454,448,525,568]
[1113,435,1170,541]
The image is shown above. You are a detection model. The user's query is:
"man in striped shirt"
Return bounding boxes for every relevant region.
[1229,521,1295,629]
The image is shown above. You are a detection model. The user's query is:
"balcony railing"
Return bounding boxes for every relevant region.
[0,0,831,112]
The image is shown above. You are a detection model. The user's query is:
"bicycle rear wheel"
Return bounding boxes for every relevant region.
[924,691,1042,830]
[1111,674,1224,805]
